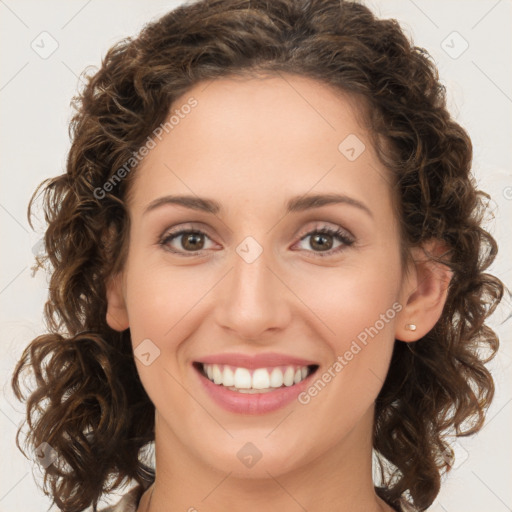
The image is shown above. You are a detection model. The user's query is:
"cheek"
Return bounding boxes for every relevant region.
[297,259,401,397]
[124,260,204,340]
[298,258,402,338]
[124,262,194,409]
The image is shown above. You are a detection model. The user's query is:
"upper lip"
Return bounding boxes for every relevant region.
[196,352,318,369]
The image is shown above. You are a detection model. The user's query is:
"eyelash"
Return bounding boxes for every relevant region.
[158,224,355,258]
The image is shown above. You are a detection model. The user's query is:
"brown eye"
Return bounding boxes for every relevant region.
[294,226,355,257]
[180,232,205,251]
[309,232,334,251]
[160,229,213,254]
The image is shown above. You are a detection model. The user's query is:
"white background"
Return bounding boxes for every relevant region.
[0,1,511,511]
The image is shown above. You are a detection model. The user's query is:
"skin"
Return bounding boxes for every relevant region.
[106,73,451,512]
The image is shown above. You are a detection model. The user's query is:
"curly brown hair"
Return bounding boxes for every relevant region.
[11,0,504,511]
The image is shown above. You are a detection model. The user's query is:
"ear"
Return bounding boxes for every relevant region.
[105,272,129,332]
[395,240,452,342]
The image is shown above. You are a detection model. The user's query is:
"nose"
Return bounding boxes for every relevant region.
[213,243,291,342]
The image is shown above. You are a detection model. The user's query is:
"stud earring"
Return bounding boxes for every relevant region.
[405,323,417,331]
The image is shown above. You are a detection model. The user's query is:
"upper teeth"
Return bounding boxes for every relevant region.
[202,363,310,390]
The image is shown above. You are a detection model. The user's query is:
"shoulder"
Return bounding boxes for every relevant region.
[96,484,145,512]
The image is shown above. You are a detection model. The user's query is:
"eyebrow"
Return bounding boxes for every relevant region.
[142,193,373,218]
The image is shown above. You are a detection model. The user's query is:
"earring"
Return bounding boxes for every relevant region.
[405,323,417,331]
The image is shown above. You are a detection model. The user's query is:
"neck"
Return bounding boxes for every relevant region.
[139,406,395,512]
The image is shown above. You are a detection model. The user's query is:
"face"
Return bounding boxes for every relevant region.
[106,73,416,480]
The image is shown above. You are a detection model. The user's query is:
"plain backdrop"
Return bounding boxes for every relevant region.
[1,1,511,511]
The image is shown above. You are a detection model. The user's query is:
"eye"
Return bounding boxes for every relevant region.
[292,225,355,257]
[159,229,217,255]
[158,223,355,258]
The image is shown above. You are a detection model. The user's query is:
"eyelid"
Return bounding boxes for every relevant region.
[295,220,354,240]
[159,222,215,241]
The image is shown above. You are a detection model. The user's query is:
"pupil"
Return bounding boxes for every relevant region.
[312,234,332,251]
[184,233,203,250]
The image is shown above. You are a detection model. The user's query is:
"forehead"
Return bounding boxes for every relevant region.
[128,73,392,217]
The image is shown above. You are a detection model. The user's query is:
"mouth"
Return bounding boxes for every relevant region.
[193,362,319,394]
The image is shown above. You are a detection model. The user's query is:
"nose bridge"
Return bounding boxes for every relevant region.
[214,236,290,339]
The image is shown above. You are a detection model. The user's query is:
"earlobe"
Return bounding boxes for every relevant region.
[105,273,130,332]
[395,241,452,342]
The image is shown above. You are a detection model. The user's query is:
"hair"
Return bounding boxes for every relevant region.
[11,0,504,511]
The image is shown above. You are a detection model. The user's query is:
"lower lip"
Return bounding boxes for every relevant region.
[195,364,317,415]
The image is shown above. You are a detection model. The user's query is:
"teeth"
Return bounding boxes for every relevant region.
[201,363,312,391]
[222,366,235,387]
[233,367,251,389]
[252,368,270,389]
[212,364,223,385]
[269,367,284,388]
[283,366,295,386]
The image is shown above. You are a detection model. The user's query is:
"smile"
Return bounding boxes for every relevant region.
[198,363,317,393]
[193,359,319,414]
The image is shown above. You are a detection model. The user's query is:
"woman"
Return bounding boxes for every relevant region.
[11,0,504,511]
